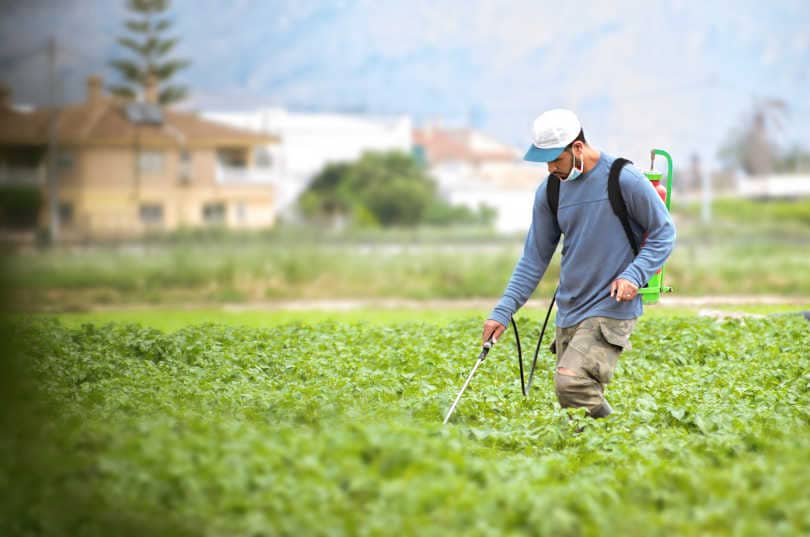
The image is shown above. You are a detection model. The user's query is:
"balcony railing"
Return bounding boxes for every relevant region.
[215,164,274,184]
[0,166,45,186]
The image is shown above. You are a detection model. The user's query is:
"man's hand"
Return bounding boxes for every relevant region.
[610,278,639,302]
[482,320,507,345]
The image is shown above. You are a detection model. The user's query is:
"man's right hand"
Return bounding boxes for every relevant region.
[482,319,507,345]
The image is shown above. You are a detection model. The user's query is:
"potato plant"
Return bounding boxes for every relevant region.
[3,315,809,536]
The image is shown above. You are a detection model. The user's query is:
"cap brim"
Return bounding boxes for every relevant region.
[523,145,564,163]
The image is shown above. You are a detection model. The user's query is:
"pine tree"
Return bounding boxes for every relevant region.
[109,0,190,106]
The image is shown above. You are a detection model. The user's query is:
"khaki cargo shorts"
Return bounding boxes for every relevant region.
[552,316,636,417]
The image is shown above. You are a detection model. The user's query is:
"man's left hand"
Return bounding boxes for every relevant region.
[610,278,638,302]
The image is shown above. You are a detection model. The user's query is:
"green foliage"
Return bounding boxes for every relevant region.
[424,201,496,227]
[679,197,810,227]
[0,317,200,536]
[6,195,810,309]
[299,151,488,228]
[774,144,810,173]
[8,241,545,308]
[718,128,810,175]
[715,197,810,226]
[716,99,787,175]
[8,230,810,309]
[4,315,810,536]
[0,185,42,229]
[108,0,190,105]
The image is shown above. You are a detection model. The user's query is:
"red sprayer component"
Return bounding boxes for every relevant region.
[651,176,667,204]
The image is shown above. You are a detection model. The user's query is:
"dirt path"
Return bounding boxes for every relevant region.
[80,295,810,313]
[224,296,810,311]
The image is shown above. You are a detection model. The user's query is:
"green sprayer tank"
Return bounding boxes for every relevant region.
[638,148,673,305]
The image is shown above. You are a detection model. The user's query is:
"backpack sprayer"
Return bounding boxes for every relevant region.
[639,148,673,304]
[443,148,674,424]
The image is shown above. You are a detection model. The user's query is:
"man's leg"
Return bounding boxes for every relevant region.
[553,317,635,418]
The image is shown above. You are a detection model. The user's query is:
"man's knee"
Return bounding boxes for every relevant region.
[554,368,610,418]
[554,368,598,407]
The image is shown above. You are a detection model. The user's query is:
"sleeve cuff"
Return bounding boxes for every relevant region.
[489,301,515,327]
[618,269,642,288]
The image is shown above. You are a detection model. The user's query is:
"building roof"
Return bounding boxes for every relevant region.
[0,77,277,148]
[413,126,520,165]
[0,106,51,145]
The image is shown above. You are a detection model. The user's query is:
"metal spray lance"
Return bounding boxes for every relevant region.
[442,338,495,424]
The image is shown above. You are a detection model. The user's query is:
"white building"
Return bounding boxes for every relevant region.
[737,174,810,198]
[204,108,412,213]
[414,126,542,232]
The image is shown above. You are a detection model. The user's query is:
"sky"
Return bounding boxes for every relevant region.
[1,0,808,173]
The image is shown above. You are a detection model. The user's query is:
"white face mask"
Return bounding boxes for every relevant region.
[562,147,584,182]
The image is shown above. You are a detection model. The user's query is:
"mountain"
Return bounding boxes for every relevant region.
[2,0,808,171]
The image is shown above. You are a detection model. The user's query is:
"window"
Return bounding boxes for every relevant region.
[58,202,73,225]
[202,202,226,225]
[1,146,46,185]
[254,147,273,168]
[236,202,247,222]
[217,148,247,168]
[138,150,164,173]
[178,150,191,183]
[58,150,75,171]
[139,203,164,225]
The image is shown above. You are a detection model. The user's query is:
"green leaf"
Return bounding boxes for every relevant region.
[668,406,686,421]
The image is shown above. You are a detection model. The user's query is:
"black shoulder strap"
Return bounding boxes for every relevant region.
[608,158,639,256]
[546,174,560,224]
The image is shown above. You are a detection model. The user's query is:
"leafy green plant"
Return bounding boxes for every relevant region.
[4,314,809,536]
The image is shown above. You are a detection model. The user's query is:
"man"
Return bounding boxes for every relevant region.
[483,109,675,418]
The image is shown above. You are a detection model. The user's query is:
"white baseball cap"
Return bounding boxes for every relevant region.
[523,108,582,162]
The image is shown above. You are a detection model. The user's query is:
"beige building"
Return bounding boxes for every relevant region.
[0,76,279,240]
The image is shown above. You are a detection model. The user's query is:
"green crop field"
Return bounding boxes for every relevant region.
[3,313,809,536]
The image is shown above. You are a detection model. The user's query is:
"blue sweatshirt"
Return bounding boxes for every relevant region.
[489,152,676,328]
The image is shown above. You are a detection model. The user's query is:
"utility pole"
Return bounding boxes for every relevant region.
[46,37,60,242]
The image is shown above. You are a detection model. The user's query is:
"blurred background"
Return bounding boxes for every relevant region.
[1,0,809,315]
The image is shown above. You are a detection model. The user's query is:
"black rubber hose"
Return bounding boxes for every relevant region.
[510,316,525,396]
[509,288,558,397]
